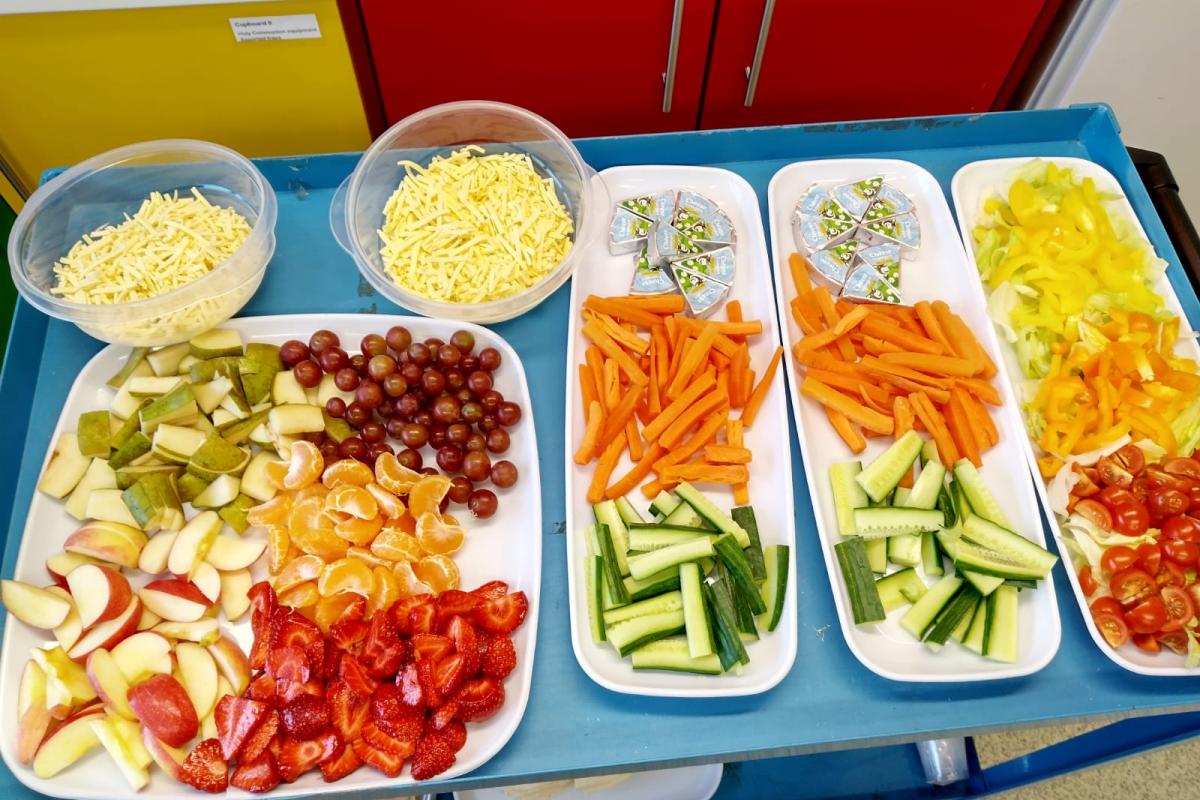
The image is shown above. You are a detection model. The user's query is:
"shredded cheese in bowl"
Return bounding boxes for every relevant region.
[377,145,574,304]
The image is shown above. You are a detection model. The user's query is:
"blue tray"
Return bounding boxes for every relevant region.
[4,105,1200,798]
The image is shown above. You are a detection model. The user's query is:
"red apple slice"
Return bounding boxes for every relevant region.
[31,703,105,778]
[137,605,162,631]
[126,673,198,748]
[138,579,211,622]
[67,597,140,662]
[166,511,222,577]
[141,728,185,782]
[45,551,100,589]
[66,564,133,628]
[207,632,251,695]
[64,522,146,569]
[1,580,72,629]
[32,646,96,717]
[16,659,52,765]
[190,561,221,604]
[151,618,219,645]
[137,531,177,575]
[218,569,252,621]
[44,586,83,652]
[175,641,220,720]
[86,648,135,720]
[203,534,266,571]
[110,631,173,684]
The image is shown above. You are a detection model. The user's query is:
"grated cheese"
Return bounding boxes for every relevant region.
[51,188,252,306]
[378,145,574,304]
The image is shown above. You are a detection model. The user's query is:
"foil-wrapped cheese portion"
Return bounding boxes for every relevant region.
[807,239,863,288]
[793,213,856,253]
[673,191,722,222]
[620,191,676,223]
[609,208,653,254]
[855,243,901,290]
[861,212,920,252]
[842,262,902,304]
[796,184,856,225]
[670,263,729,318]
[649,221,706,264]
[832,176,885,220]
[861,184,915,222]
[671,247,735,287]
[630,247,677,295]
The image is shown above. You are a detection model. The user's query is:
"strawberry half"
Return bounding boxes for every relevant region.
[278,730,342,783]
[362,719,417,758]
[433,652,471,698]
[428,700,459,731]
[397,662,427,709]
[241,709,280,763]
[481,635,517,679]
[471,591,528,635]
[276,677,324,706]
[180,738,228,794]
[410,727,457,781]
[281,694,331,741]
[410,633,453,663]
[441,719,468,752]
[351,736,404,778]
[408,602,437,635]
[453,676,504,722]
[230,751,280,794]
[214,695,270,761]
[338,653,378,698]
[246,673,276,706]
[416,658,444,709]
[328,680,368,740]
[369,683,405,724]
[320,740,362,782]
[361,612,406,679]
[389,594,433,636]
[267,644,310,684]
[330,618,368,654]
[434,589,480,624]
[470,580,509,600]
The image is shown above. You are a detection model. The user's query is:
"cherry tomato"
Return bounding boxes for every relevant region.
[1090,597,1125,618]
[1101,545,1138,576]
[1163,456,1200,480]
[1164,539,1200,567]
[1098,454,1134,488]
[1162,515,1200,543]
[1157,559,1187,588]
[1132,633,1162,653]
[1078,566,1098,596]
[1072,465,1102,498]
[1187,583,1200,611]
[1075,499,1113,531]
[1135,542,1163,575]
[1186,481,1200,512]
[1150,488,1190,518]
[1098,485,1137,509]
[1159,585,1196,632]
[1111,567,1156,604]
[1143,468,1187,492]
[1130,476,1152,505]
[1112,502,1151,536]
[1127,595,1169,634]
[1093,612,1130,649]
[1157,630,1190,655]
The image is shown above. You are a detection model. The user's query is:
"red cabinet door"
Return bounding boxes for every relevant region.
[700,0,1056,129]
[362,0,716,137]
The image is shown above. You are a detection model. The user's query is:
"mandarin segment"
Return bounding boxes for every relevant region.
[412,554,460,592]
[321,458,375,489]
[289,496,349,561]
[294,482,330,505]
[277,580,320,609]
[370,527,425,562]
[365,482,406,518]
[335,514,383,546]
[317,557,375,598]
[247,493,292,527]
[283,440,324,490]
[408,475,452,517]
[375,452,422,495]
[273,553,325,595]
[346,546,390,569]
[327,485,379,521]
[393,560,435,598]
[313,592,364,634]
[267,524,291,574]
[415,512,465,555]
[265,460,288,490]
[367,566,399,617]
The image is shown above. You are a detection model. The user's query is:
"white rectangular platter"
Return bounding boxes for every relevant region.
[0,313,541,799]
[453,762,723,800]
[767,158,1061,682]
[952,156,1200,675]
[564,165,797,697]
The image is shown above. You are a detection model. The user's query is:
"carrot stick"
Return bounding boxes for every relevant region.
[600,385,642,445]
[860,315,944,355]
[605,443,665,499]
[730,345,749,408]
[716,369,730,404]
[877,352,979,377]
[647,358,662,416]
[610,295,685,313]
[660,390,729,449]
[741,346,784,428]
[805,368,893,406]
[726,418,750,503]
[641,477,674,499]
[815,288,857,362]
[583,320,649,386]
[585,347,606,407]
[587,311,650,354]
[946,388,982,467]
[791,298,821,335]
[667,336,692,387]
[626,416,644,462]
[654,413,728,473]
[583,295,662,328]
[579,364,598,416]
[858,386,892,416]
[733,485,751,505]
[643,373,718,442]
[660,464,749,484]
[789,252,814,298]
[795,307,870,355]
[603,359,619,409]
[895,311,927,339]
[911,392,958,467]
[651,325,670,385]
[635,392,652,426]
[801,378,894,434]
[668,324,718,400]
[893,396,915,437]
[573,401,604,464]
[958,387,999,449]
[914,301,954,354]
[726,299,743,323]
[932,302,987,374]
[704,445,752,464]
[823,405,866,454]
[861,335,904,356]
[587,432,627,504]
[710,349,731,371]
[956,377,1003,406]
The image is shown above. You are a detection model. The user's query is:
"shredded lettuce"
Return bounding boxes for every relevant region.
[1187,622,1200,669]
[1171,396,1200,457]
[1061,513,1156,574]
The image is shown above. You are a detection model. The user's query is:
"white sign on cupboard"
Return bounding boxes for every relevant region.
[229,13,321,42]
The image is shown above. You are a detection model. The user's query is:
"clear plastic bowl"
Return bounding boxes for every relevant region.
[8,139,277,347]
[330,100,608,323]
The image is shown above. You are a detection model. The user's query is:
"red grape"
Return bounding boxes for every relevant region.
[367,441,394,460]
[385,417,406,439]
[320,441,339,461]
[335,367,360,391]
[360,421,386,444]
[309,329,339,356]
[444,368,465,392]
[411,409,434,428]
[356,380,384,409]
[400,423,428,449]
[345,402,371,428]
[320,346,349,373]
[455,387,474,404]
[280,339,310,367]
[338,436,368,462]
[421,369,446,396]
[432,395,461,424]
[420,467,440,477]
[479,415,499,433]
[408,343,432,366]
[428,426,448,450]
[491,460,517,488]
[326,397,347,418]
[368,354,397,382]
[383,373,407,397]
[468,489,498,518]
[450,330,475,355]
[448,476,474,504]
[465,432,487,452]
[467,371,493,396]
[400,361,422,384]
[447,423,471,446]
[461,401,484,424]
[424,337,445,349]
[293,360,322,388]
[462,450,491,482]
[478,347,501,371]
[350,353,367,373]
[397,448,423,470]
[497,401,522,427]
[386,326,412,353]
[437,344,461,368]
[460,355,480,372]
[395,392,422,419]
[486,428,510,454]
[436,445,464,473]
[360,333,387,357]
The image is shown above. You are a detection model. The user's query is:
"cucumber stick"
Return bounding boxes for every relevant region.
[623,569,680,601]
[963,597,989,654]
[960,515,1057,577]
[920,532,944,577]
[864,537,888,573]
[713,535,767,615]
[903,460,946,510]
[730,506,767,582]
[602,591,682,627]
[953,460,1012,529]
[675,483,750,547]
[829,461,868,536]
[703,579,748,670]
[875,567,926,613]
[853,507,944,538]
[594,501,631,576]
[834,537,885,624]
[887,534,922,567]
[595,524,631,606]
[614,497,645,525]
[586,555,605,643]
[626,537,714,580]
[631,638,722,675]
[984,584,1019,663]
[758,544,789,632]
[679,563,713,659]
[606,610,685,656]
[855,431,923,502]
[900,575,962,640]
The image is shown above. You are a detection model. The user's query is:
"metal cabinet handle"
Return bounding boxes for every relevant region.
[744,0,777,106]
[662,0,685,113]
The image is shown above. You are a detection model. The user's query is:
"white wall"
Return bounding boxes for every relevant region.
[1032,0,1200,218]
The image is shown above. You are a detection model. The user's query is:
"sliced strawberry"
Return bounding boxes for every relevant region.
[389,593,433,635]
[361,612,405,679]
[338,653,378,698]
[241,709,280,763]
[397,662,427,709]
[441,719,467,752]
[410,727,457,781]
[214,695,270,761]
[246,673,276,705]
[471,591,528,635]
[408,602,437,635]
[362,719,417,758]
[330,618,369,654]
[230,751,280,794]
[277,730,341,783]
[249,631,269,673]
[470,580,509,600]
[370,684,404,723]
[410,633,453,663]
[249,581,277,625]
[453,677,504,722]
[339,593,368,623]
[267,643,310,684]
[320,639,343,681]
[481,635,517,679]
[319,740,362,782]
[428,701,459,731]
[280,694,331,741]
[416,658,444,709]
[351,736,404,778]
[328,680,367,740]
[444,615,480,676]
[375,700,425,743]
[433,652,471,698]
[276,677,324,706]
[179,738,228,794]
[435,589,480,624]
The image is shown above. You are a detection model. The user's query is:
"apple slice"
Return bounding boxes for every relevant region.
[45,586,83,652]
[141,728,186,781]
[89,715,150,790]
[204,534,266,571]
[64,522,146,569]
[218,569,252,621]
[86,648,135,720]
[33,645,97,717]
[127,673,199,747]
[207,632,251,695]
[46,551,100,589]
[166,510,222,577]
[110,632,173,683]
[32,703,106,778]
[139,579,211,622]
[1,580,72,629]
[137,605,162,631]
[151,618,219,645]
[16,659,52,764]
[67,597,141,662]
[191,561,221,604]
[66,564,133,628]
[111,714,153,769]
[175,641,220,720]
[137,530,177,575]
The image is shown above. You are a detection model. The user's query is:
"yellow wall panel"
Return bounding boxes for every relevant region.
[0,0,370,194]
